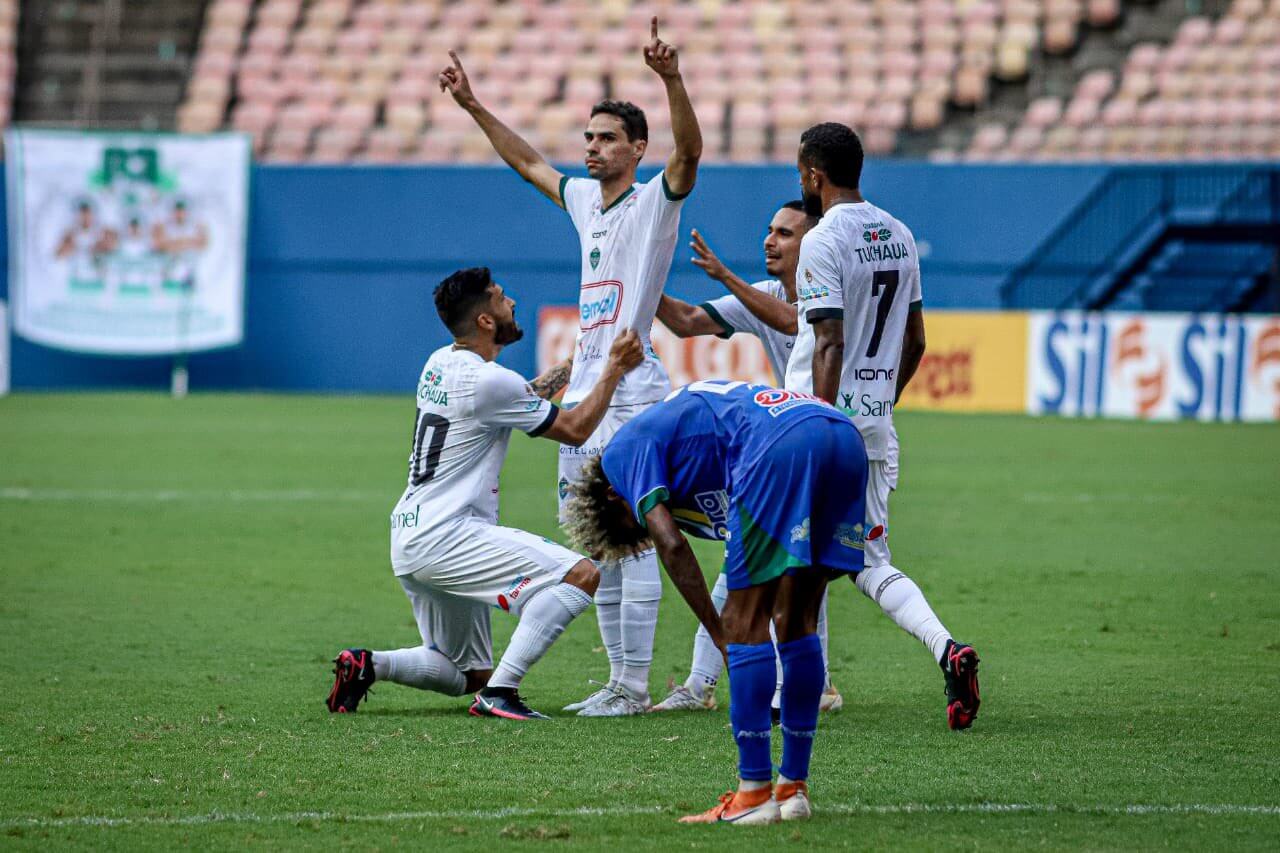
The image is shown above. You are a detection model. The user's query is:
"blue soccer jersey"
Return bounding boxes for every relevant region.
[601,380,870,588]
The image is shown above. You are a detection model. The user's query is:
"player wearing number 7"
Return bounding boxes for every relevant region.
[439,16,702,716]
[791,123,981,729]
[326,267,645,720]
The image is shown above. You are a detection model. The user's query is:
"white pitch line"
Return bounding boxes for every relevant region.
[3,802,1277,831]
[0,487,385,504]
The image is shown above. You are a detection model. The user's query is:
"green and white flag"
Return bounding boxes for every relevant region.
[5,129,250,355]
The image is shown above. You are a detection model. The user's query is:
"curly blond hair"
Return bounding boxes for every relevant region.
[562,456,653,562]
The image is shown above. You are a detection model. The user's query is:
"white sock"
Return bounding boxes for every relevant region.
[371,646,466,696]
[739,779,771,792]
[856,564,952,663]
[488,583,593,690]
[684,571,729,698]
[595,562,624,687]
[818,590,831,689]
[619,550,661,698]
[770,619,783,708]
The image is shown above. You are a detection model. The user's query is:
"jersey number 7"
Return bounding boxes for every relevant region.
[867,270,899,358]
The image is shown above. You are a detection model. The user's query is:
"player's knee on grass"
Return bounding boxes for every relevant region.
[563,558,600,596]
[463,669,493,694]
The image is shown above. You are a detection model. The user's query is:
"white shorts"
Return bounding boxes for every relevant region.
[556,402,656,523]
[864,436,900,569]
[392,517,584,669]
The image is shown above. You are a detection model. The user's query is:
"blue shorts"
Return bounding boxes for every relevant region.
[723,417,869,590]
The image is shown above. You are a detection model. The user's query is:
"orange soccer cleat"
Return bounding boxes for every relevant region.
[678,787,780,825]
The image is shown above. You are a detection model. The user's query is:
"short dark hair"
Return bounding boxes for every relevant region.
[563,457,653,561]
[434,267,494,337]
[781,199,819,222]
[799,123,864,191]
[590,100,648,142]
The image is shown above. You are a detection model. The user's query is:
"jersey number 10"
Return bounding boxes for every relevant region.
[410,413,450,485]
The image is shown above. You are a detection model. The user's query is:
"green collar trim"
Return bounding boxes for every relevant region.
[601,184,636,214]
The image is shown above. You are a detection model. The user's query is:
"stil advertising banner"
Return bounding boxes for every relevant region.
[5,129,250,355]
[1027,311,1280,422]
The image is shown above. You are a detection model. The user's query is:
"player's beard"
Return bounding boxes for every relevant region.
[802,189,823,218]
[494,319,524,345]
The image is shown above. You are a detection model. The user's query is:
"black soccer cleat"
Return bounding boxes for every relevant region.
[469,687,550,720]
[326,648,375,713]
[941,639,981,730]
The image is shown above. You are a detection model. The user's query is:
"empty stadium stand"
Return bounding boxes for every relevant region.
[176,0,1126,164]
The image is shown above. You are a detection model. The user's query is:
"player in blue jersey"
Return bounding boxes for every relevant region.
[564,380,869,824]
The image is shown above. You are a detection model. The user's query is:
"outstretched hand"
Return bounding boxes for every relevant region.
[438,50,477,108]
[690,229,730,283]
[642,16,680,78]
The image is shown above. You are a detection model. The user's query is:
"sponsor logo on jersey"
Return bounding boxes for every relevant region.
[579,280,623,330]
[790,517,810,543]
[855,242,909,263]
[838,392,894,417]
[694,490,730,539]
[592,229,608,239]
[836,521,882,550]
[753,387,826,417]
[390,505,420,530]
[589,246,601,270]
[798,284,830,301]
[418,368,448,405]
[496,574,534,612]
[854,368,895,381]
[863,227,892,243]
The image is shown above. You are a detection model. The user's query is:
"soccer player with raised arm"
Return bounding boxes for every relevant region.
[325,268,643,720]
[565,380,869,823]
[439,17,703,716]
[790,123,981,730]
[650,201,843,715]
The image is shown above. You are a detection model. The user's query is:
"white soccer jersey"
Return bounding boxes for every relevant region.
[559,171,688,407]
[390,346,557,574]
[785,201,922,461]
[701,279,796,384]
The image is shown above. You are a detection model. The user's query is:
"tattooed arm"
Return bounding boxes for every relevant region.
[530,357,572,400]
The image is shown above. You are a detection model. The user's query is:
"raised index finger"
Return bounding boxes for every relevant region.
[650,15,659,40]
[448,49,464,71]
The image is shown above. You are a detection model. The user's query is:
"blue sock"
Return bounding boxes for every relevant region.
[778,633,824,782]
[727,641,775,782]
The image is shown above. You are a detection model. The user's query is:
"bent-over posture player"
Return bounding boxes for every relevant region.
[566,380,869,823]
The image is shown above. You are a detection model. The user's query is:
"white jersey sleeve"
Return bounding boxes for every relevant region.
[796,228,846,323]
[701,280,797,384]
[473,364,559,436]
[559,176,596,231]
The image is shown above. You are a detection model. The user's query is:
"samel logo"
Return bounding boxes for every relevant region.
[1111,319,1166,418]
[579,280,622,330]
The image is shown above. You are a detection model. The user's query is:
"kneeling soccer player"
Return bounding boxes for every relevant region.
[565,380,869,823]
[326,267,643,720]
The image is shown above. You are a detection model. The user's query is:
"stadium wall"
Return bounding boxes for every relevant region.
[0,160,1167,393]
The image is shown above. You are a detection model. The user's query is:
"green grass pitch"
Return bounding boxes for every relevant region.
[1,393,1278,850]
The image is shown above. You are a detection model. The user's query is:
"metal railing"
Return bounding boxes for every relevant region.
[1001,165,1280,310]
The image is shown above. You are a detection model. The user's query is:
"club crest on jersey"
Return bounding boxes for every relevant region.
[753,387,825,417]
[579,280,623,330]
[589,246,601,270]
[418,369,448,405]
[496,575,534,612]
[558,477,570,500]
[804,268,813,283]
